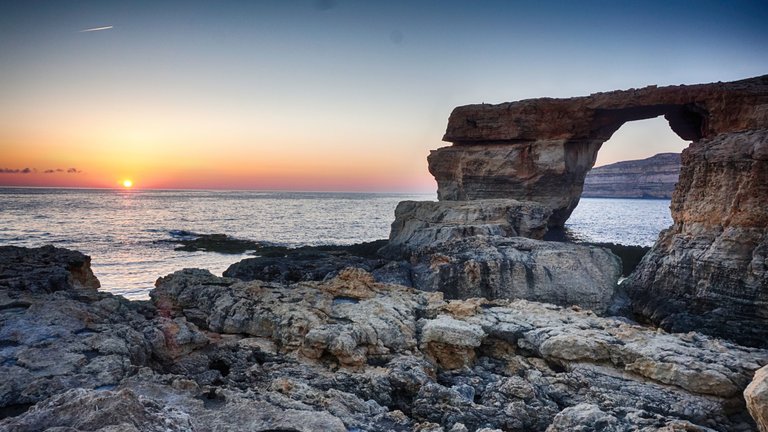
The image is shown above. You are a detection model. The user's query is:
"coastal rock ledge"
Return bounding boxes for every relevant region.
[2,245,768,431]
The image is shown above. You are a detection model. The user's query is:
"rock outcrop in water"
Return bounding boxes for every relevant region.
[582,152,681,199]
[2,246,767,431]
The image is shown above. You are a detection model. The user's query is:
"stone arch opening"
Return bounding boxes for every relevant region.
[565,115,693,274]
[556,105,707,228]
[588,104,708,142]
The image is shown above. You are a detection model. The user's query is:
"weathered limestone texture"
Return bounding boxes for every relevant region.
[422,75,768,345]
[3,247,766,431]
[407,236,621,314]
[379,199,551,259]
[435,75,768,227]
[623,129,768,346]
[746,365,768,432]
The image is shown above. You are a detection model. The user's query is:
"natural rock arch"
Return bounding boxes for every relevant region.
[426,74,768,346]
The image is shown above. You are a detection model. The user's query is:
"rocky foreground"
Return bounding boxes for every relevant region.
[1,245,767,431]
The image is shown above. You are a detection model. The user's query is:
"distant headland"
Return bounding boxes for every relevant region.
[582,152,681,199]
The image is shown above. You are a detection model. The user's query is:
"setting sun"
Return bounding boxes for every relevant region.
[122,179,133,188]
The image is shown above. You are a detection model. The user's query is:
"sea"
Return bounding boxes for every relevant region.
[0,188,672,300]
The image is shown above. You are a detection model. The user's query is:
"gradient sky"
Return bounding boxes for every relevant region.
[1,1,767,191]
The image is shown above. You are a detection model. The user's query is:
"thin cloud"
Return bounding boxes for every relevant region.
[2,167,81,174]
[79,25,113,33]
[0,168,34,174]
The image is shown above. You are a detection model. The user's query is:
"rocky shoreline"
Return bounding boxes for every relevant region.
[1,245,767,431]
[2,74,767,431]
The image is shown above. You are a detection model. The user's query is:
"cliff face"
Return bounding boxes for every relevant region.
[582,152,681,199]
[623,129,768,346]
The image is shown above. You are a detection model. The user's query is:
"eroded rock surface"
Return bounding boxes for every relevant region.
[379,199,550,259]
[407,236,621,314]
[435,74,768,227]
[624,129,768,346]
[2,247,767,431]
[745,365,768,432]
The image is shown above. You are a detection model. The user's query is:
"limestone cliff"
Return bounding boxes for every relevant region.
[582,152,680,199]
[623,129,768,347]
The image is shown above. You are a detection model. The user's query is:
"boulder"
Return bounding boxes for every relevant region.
[379,199,550,259]
[409,236,621,314]
[0,245,100,293]
[745,364,768,432]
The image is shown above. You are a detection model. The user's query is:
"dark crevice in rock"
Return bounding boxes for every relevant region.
[0,403,34,420]
[209,359,230,377]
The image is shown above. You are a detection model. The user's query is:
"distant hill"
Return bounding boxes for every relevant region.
[582,152,681,199]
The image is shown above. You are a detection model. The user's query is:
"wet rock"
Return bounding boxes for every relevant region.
[223,240,391,284]
[223,248,381,283]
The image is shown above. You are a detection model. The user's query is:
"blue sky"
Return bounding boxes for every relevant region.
[1,1,766,190]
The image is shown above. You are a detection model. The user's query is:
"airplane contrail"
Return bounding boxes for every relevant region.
[79,26,113,33]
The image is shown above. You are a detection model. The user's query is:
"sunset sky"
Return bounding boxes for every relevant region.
[1,1,767,191]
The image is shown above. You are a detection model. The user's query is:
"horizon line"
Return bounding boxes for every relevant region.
[0,185,437,195]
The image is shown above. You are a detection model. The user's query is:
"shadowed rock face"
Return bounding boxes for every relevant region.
[434,74,768,227]
[431,74,768,347]
[623,129,768,346]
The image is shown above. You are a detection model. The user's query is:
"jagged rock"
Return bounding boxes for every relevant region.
[624,129,768,347]
[582,152,681,199]
[0,387,194,432]
[3,247,767,431]
[223,241,390,284]
[152,267,426,367]
[0,245,100,293]
[544,403,719,432]
[435,74,768,227]
[379,199,551,259]
[409,236,621,314]
[148,267,766,431]
[0,246,206,412]
[746,365,768,432]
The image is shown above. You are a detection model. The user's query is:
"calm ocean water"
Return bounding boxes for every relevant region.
[0,188,672,299]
